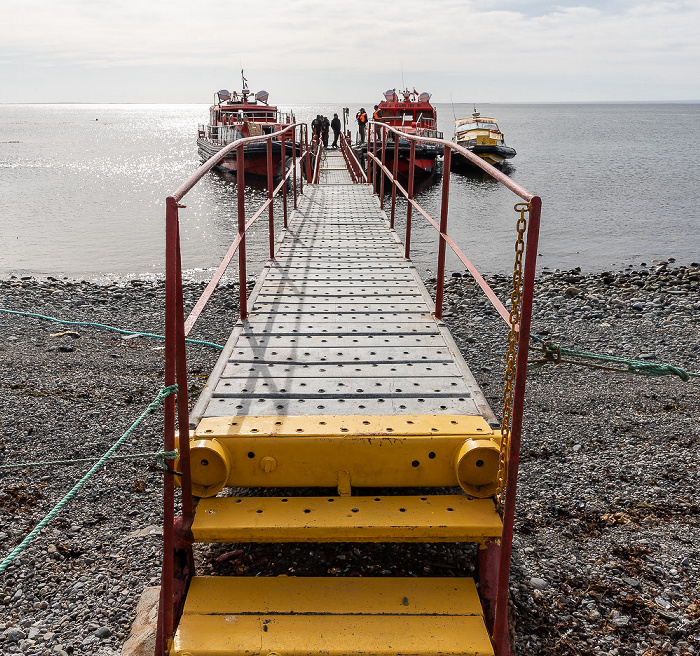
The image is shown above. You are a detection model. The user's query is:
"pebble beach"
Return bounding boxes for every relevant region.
[1,263,699,655]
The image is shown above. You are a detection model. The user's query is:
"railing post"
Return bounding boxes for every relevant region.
[492,196,542,656]
[379,127,387,209]
[366,130,373,183]
[267,139,274,259]
[292,128,298,209]
[298,127,304,195]
[281,132,288,229]
[305,129,312,183]
[158,196,179,656]
[237,144,248,319]
[390,133,399,229]
[371,128,378,192]
[434,147,451,320]
[405,140,415,259]
[173,219,192,523]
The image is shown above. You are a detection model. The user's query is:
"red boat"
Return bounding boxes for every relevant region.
[367,89,443,177]
[197,72,296,178]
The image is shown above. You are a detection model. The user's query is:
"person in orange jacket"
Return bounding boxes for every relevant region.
[356,108,368,144]
[372,104,383,138]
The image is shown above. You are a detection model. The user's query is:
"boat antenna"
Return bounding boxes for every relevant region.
[401,61,405,92]
[449,92,457,122]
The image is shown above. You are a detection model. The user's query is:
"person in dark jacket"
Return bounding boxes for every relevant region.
[321,116,330,148]
[311,115,322,142]
[330,113,341,148]
[356,108,367,143]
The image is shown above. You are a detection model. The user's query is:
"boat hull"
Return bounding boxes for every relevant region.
[356,141,443,177]
[452,144,516,168]
[197,139,298,177]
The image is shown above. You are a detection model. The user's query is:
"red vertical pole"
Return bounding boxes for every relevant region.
[492,196,542,656]
[390,133,399,229]
[366,130,372,183]
[298,127,304,195]
[404,140,415,259]
[158,196,178,655]
[371,128,377,189]
[305,129,312,183]
[237,145,248,320]
[173,219,192,523]
[292,128,298,208]
[267,139,274,259]
[434,147,451,320]
[281,132,288,229]
[379,128,387,209]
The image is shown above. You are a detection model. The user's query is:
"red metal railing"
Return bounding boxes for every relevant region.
[311,136,323,184]
[367,121,542,656]
[339,132,367,183]
[157,122,309,655]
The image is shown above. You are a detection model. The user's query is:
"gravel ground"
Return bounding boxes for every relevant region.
[0,262,698,656]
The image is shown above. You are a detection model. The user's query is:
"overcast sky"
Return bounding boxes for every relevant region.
[1,0,699,104]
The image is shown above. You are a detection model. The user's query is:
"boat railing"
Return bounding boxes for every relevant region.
[157,121,312,655]
[367,119,541,656]
[384,117,442,140]
[199,112,297,144]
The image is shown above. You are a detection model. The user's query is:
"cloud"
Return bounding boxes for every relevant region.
[1,0,699,101]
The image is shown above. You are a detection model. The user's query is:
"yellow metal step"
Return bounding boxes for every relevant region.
[192,494,502,543]
[171,576,494,656]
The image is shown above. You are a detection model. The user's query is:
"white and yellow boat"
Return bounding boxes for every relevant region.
[452,110,516,168]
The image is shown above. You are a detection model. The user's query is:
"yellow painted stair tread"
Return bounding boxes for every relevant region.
[182,576,485,615]
[171,577,494,656]
[192,494,502,543]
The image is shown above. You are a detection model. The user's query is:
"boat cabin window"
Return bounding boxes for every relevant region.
[382,108,434,122]
[457,121,498,132]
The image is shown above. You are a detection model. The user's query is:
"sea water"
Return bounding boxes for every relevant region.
[1,102,698,281]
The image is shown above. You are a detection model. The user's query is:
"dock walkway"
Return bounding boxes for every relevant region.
[173,147,501,656]
[192,150,494,424]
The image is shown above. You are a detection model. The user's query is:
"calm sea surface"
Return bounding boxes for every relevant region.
[1,102,699,281]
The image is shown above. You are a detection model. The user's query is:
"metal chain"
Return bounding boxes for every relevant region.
[496,202,529,508]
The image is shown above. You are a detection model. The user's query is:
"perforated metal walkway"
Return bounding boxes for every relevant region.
[192,160,494,425]
[319,149,353,184]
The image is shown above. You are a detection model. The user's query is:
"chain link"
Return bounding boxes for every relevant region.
[496,202,529,509]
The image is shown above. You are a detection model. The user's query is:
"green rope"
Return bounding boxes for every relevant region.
[529,335,699,381]
[0,307,224,350]
[0,384,177,574]
[0,450,178,471]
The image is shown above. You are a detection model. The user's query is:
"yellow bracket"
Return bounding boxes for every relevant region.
[177,415,500,498]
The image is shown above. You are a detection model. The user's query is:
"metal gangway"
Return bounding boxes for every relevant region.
[156,125,541,656]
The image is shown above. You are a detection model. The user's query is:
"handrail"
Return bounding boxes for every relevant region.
[311,137,322,184]
[367,120,541,656]
[340,131,367,183]
[172,123,303,202]
[158,122,310,656]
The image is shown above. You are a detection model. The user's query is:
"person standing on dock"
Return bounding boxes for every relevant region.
[356,108,367,144]
[322,116,330,148]
[373,104,383,138]
[312,115,322,143]
[331,113,341,148]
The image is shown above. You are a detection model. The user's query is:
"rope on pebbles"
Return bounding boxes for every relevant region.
[0,307,224,349]
[0,385,178,574]
[529,335,698,381]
